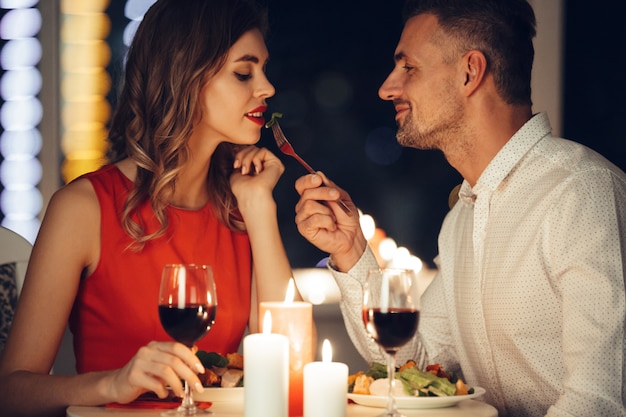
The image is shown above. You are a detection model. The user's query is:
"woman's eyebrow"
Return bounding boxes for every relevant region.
[235,54,260,63]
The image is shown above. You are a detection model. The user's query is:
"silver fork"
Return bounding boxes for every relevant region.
[270,121,352,215]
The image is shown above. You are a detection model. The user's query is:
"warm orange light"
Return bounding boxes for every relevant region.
[61,13,111,40]
[369,227,387,265]
[61,125,108,154]
[62,97,111,126]
[61,0,110,14]
[61,70,111,99]
[61,41,111,70]
[60,5,111,183]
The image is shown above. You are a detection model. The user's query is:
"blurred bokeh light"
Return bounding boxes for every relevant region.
[0,1,42,242]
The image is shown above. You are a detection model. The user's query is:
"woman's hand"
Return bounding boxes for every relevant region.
[105,341,205,404]
[230,146,285,211]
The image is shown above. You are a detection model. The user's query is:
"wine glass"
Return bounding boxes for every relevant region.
[363,268,419,417]
[158,264,217,416]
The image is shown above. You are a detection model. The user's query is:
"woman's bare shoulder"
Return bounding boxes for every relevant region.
[50,176,98,209]
[40,177,102,234]
[33,177,102,274]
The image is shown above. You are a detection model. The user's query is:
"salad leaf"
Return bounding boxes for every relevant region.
[196,351,229,368]
[265,112,283,128]
[396,366,456,397]
[349,361,468,397]
[366,362,388,380]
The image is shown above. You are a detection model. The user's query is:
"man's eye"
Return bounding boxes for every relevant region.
[235,72,251,81]
[402,65,414,72]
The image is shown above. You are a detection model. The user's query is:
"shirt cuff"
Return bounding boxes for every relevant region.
[328,246,379,290]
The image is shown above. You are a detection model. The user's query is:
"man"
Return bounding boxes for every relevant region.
[294,1,626,416]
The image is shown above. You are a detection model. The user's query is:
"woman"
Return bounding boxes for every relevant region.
[0,0,293,415]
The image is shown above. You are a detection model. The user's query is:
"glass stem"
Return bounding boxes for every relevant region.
[386,352,399,416]
[178,380,196,415]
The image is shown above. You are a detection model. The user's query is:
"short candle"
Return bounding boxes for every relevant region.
[244,311,289,417]
[303,339,348,417]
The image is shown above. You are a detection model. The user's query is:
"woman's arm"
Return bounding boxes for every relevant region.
[231,146,296,333]
[0,179,206,416]
[0,179,110,415]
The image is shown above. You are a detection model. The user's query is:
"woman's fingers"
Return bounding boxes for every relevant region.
[234,146,283,176]
[115,342,205,401]
[152,342,205,394]
[162,342,205,375]
[123,360,173,399]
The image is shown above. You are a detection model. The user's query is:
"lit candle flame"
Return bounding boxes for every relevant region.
[322,339,333,363]
[262,310,272,334]
[284,278,295,303]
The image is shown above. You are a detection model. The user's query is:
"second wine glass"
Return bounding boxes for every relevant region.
[363,268,419,417]
[158,264,217,416]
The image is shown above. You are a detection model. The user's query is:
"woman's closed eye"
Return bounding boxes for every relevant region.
[235,72,252,81]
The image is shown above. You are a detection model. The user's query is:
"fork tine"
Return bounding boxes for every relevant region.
[270,123,287,147]
[271,121,315,174]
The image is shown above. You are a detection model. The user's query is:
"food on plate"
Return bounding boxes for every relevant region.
[349,372,374,395]
[264,112,283,128]
[225,352,243,369]
[348,361,472,397]
[196,351,244,387]
[220,369,243,388]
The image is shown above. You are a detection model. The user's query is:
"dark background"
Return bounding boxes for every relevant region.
[104,1,625,269]
[259,0,457,268]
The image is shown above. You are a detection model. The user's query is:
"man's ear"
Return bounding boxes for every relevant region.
[462,50,487,96]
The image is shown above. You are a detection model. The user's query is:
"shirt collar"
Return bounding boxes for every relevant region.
[458,112,552,205]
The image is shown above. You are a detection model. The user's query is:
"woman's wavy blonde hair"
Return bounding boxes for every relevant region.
[106,0,268,248]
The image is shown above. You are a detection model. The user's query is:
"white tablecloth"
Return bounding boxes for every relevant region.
[67,399,497,416]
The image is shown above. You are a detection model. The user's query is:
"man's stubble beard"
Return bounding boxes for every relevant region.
[395,99,468,158]
[396,114,434,150]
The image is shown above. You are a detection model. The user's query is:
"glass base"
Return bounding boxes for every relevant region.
[161,406,212,416]
[375,411,406,417]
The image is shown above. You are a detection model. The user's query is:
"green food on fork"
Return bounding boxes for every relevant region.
[264,112,283,128]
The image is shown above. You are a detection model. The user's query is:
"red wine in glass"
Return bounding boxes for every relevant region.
[363,308,419,353]
[158,304,216,348]
[363,268,419,417]
[158,264,217,416]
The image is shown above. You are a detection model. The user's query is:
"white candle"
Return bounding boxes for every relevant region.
[303,339,348,417]
[244,311,289,417]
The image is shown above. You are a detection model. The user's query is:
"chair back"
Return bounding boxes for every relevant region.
[0,226,32,295]
[0,226,32,353]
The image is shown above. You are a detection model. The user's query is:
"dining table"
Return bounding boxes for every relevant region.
[67,398,498,417]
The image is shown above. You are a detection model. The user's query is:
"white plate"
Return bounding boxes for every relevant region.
[194,387,243,403]
[348,386,486,409]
